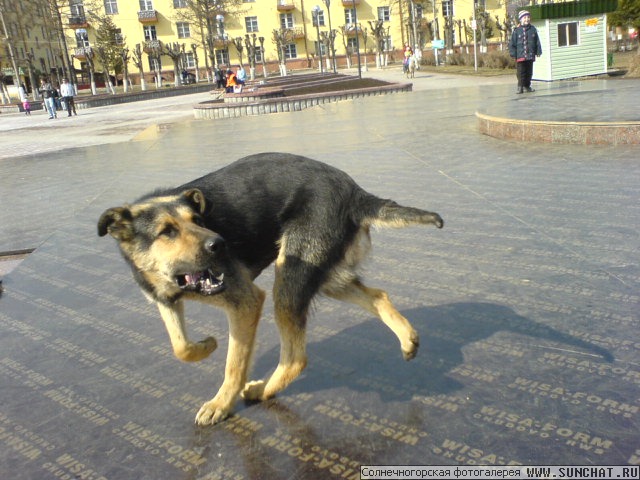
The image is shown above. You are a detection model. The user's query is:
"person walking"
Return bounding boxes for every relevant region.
[60,78,77,116]
[509,10,542,94]
[39,78,57,119]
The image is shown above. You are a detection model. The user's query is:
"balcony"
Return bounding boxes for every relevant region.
[68,15,89,28]
[343,24,362,36]
[277,0,295,11]
[341,0,360,5]
[143,40,162,53]
[289,27,305,39]
[137,9,158,23]
[73,47,91,59]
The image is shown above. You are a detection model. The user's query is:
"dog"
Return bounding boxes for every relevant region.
[98,153,443,425]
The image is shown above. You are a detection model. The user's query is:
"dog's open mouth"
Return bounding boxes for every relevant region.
[176,270,226,295]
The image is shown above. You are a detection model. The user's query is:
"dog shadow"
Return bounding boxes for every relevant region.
[252,301,613,402]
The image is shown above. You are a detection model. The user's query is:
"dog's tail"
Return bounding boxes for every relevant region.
[362,196,444,230]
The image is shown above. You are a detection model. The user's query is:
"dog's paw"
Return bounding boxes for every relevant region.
[175,336,217,362]
[241,380,266,401]
[195,399,231,426]
[198,336,218,357]
[401,331,420,361]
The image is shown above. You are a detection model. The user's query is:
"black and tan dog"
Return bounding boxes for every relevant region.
[98,153,443,425]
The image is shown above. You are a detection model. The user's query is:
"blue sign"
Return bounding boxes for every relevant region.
[432,39,445,49]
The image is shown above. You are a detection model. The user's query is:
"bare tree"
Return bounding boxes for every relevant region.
[258,36,268,79]
[244,33,258,80]
[172,0,245,82]
[272,28,293,76]
[84,47,98,95]
[0,0,21,102]
[163,42,184,87]
[232,37,244,67]
[132,44,147,91]
[338,26,352,69]
[190,43,200,82]
[120,47,131,92]
[368,20,387,68]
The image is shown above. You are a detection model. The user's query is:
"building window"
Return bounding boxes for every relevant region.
[347,37,357,52]
[415,4,423,19]
[70,0,85,17]
[177,22,190,38]
[344,8,355,25]
[148,56,161,71]
[76,31,90,48]
[255,46,264,63]
[558,22,579,47]
[280,13,294,29]
[115,28,124,45]
[314,41,327,56]
[284,43,297,59]
[216,48,230,66]
[104,0,118,14]
[377,6,390,22]
[313,10,325,27]
[442,0,453,17]
[139,0,153,11]
[184,52,195,68]
[143,25,157,41]
[245,16,259,32]
[173,0,187,7]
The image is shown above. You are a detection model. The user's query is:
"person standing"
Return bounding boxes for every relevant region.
[59,78,77,116]
[39,78,57,119]
[509,10,542,94]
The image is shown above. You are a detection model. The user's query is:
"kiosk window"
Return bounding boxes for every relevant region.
[558,22,579,46]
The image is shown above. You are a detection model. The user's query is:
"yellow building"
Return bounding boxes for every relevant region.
[64,0,508,83]
[0,1,71,100]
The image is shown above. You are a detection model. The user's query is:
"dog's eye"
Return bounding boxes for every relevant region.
[159,224,178,238]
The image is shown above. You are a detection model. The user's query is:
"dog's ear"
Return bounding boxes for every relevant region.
[182,189,207,215]
[97,207,134,240]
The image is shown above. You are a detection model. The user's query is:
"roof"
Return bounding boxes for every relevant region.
[528,0,618,20]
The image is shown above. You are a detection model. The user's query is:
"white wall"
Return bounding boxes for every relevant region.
[533,14,608,81]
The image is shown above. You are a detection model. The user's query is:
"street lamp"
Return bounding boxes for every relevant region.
[311,6,324,74]
[322,0,337,73]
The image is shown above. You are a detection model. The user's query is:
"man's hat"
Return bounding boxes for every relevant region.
[518,10,530,21]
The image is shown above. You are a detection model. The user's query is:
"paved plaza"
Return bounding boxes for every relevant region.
[0,68,638,478]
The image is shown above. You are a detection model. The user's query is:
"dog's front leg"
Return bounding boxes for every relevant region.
[157,300,218,362]
[195,285,265,426]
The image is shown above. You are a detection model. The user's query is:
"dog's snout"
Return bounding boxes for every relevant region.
[205,236,225,253]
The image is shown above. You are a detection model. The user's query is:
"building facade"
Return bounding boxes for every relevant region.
[63,0,509,83]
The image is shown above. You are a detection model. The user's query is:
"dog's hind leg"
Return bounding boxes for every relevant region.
[326,279,419,361]
[157,300,218,362]
[195,281,266,425]
[242,241,314,402]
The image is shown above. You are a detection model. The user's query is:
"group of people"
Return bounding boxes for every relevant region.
[214,66,247,93]
[36,78,77,119]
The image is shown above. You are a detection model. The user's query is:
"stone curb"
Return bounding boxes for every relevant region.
[476,111,640,145]
[194,83,412,119]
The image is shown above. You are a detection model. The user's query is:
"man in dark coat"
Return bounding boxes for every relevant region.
[509,10,542,94]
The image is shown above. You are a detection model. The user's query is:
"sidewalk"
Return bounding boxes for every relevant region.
[0,67,638,477]
[0,68,513,161]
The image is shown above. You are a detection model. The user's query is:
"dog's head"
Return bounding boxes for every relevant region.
[98,189,227,303]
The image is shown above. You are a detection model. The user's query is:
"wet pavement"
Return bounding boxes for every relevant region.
[0,68,638,478]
